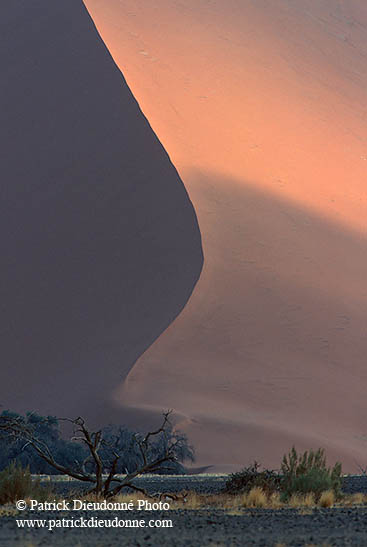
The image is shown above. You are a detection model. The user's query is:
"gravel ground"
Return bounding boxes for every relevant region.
[2,507,367,546]
[50,473,367,496]
[1,475,367,546]
[341,476,367,495]
[50,474,228,497]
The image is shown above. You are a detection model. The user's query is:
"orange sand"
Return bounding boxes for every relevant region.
[84,0,367,471]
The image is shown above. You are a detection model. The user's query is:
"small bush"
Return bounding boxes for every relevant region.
[224,461,282,495]
[0,462,52,505]
[281,447,342,500]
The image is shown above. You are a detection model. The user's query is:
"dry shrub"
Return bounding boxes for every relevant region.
[225,462,281,495]
[318,490,335,508]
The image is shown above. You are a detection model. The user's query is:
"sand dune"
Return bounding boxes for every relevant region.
[0,0,202,419]
[83,0,367,470]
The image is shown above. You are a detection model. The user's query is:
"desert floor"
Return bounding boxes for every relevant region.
[2,507,367,546]
[2,475,367,546]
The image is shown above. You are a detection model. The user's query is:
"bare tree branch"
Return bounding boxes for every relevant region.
[0,410,186,498]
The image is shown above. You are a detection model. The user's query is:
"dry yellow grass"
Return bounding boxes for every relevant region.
[289,493,315,508]
[78,489,367,511]
[0,505,18,517]
[181,492,203,510]
[170,492,247,511]
[226,509,245,516]
[319,490,335,508]
[220,495,245,510]
[244,487,268,508]
[175,489,367,510]
[269,492,283,509]
[304,493,316,507]
[21,488,366,513]
[79,492,154,506]
[289,494,304,508]
[349,493,365,505]
[298,508,314,515]
[114,492,149,505]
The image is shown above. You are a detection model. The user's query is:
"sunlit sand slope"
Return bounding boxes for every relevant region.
[0,0,202,419]
[84,0,367,470]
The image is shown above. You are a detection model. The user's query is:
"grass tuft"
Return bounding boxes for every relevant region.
[350,493,365,505]
[318,490,335,508]
[0,462,54,505]
[269,492,283,508]
[182,492,203,509]
[245,487,267,508]
[289,492,315,507]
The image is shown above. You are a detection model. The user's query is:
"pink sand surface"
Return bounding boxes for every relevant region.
[84,0,367,471]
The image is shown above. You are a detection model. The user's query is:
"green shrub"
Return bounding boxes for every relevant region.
[224,461,282,495]
[0,461,52,505]
[280,447,342,500]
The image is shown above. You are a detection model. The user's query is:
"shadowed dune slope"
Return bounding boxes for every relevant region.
[0,0,203,418]
[83,0,367,471]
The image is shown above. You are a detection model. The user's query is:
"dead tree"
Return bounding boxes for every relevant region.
[0,410,180,498]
